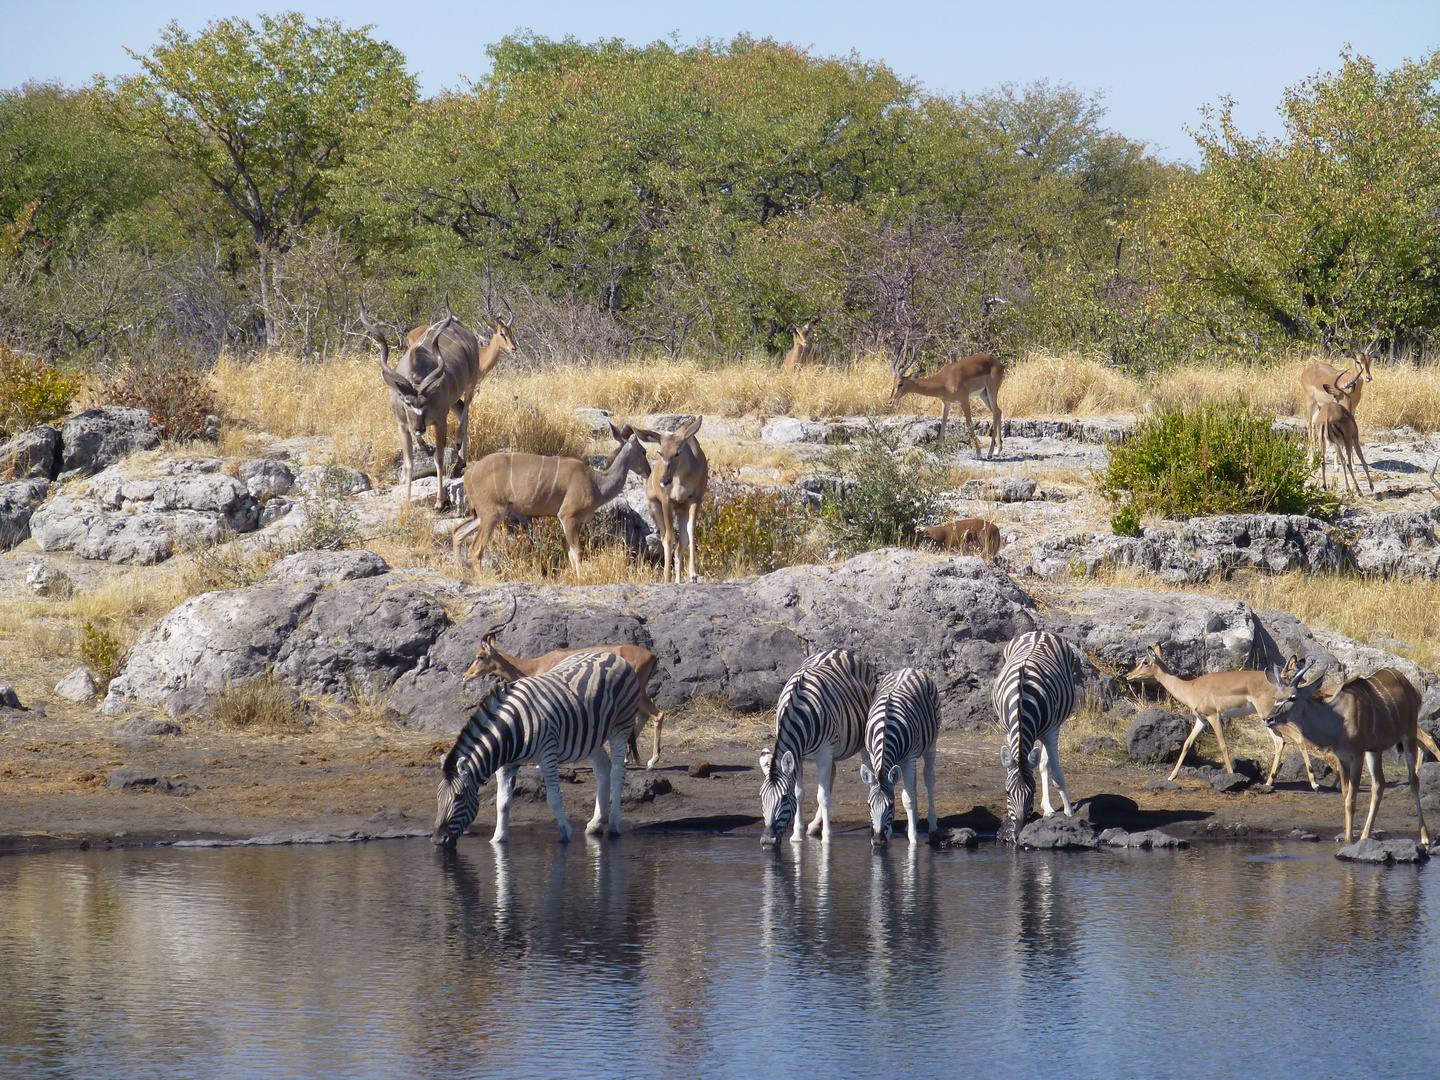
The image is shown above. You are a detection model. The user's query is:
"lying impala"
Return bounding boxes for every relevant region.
[462,596,666,769]
[887,348,1005,458]
[637,416,708,583]
[1126,645,1321,786]
[360,299,516,511]
[1265,665,1440,844]
[1300,350,1372,456]
[920,518,1003,560]
[453,423,651,575]
[1315,375,1374,494]
[782,322,818,374]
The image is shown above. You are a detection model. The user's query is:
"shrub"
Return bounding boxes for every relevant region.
[1099,397,1339,524]
[698,478,813,575]
[294,466,360,551]
[181,535,284,593]
[213,670,306,731]
[80,621,123,692]
[101,348,217,441]
[820,421,945,551]
[0,346,79,437]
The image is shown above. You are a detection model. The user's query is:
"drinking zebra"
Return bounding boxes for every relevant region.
[758,648,878,846]
[859,668,940,846]
[993,630,1082,841]
[432,651,641,847]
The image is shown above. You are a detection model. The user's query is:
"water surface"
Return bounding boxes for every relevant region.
[1,836,1436,1079]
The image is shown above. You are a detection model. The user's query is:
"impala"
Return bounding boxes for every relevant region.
[1266,665,1440,844]
[453,423,652,575]
[637,416,709,583]
[462,596,666,769]
[1315,377,1374,495]
[782,322,818,374]
[1300,350,1372,455]
[920,517,1002,560]
[1125,645,1319,785]
[887,348,1005,457]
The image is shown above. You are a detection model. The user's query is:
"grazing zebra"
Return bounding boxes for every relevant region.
[432,651,641,847]
[993,630,1082,841]
[859,668,940,846]
[759,649,878,846]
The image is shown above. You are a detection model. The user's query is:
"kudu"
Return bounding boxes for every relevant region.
[360,300,514,512]
[453,423,652,575]
[1266,665,1440,844]
[887,347,1005,458]
[1300,350,1372,456]
[1125,645,1320,785]
[920,518,1003,560]
[636,416,709,583]
[781,322,818,374]
[462,596,666,769]
[1315,374,1374,495]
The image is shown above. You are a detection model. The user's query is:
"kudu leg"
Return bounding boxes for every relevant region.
[560,516,583,576]
[400,425,415,506]
[1359,751,1385,841]
[453,392,473,479]
[685,501,700,583]
[432,423,450,511]
[1402,736,1429,845]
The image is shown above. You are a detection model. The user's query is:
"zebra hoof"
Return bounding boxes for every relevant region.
[606,824,622,837]
[585,819,606,836]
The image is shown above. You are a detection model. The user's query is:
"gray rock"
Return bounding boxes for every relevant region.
[1125,709,1192,763]
[264,549,390,587]
[1145,778,1180,791]
[959,476,1038,503]
[24,560,71,597]
[108,767,169,791]
[1017,814,1100,850]
[31,497,182,564]
[1079,793,1138,826]
[58,407,160,481]
[1233,757,1262,781]
[761,417,831,444]
[82,460,259,533]
[259,498,294,527]
[242,458,296,501]
[114,717,182,737]
[1211,771,1252,793]
[621,775,674,805]
[53,667,96,703]
[1276,751,1336,785]
[932,827,980,849]
[296,464,371,496]
[573,408,616,435]
[0,683,21,709]
[0,424,61,480]
[1100,828,1188,849]
[0,478,49,549]
[1251,783,1274,794]
[1336,837,1430,864]
[1289,828,1319,842]
[1419,761,1440,797]
[1079,736,1121,755]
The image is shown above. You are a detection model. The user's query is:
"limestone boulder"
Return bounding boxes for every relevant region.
[58,407,160,481]
[0,424,61,480]
[0,478,49,549]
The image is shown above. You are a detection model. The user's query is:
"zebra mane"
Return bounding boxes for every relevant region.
[443,681,513,782]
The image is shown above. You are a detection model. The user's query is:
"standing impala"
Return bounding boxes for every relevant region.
[887,348,1005,458]
[1126,645,1320,785]
[1300,350,1372,456]
[637,416,709,583]
[782,322,818,374]
[1315,375,1374,495]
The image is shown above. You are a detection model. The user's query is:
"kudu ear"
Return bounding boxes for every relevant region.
[378,362,416,396]
[634,427,662,444]
[678,415,702,440]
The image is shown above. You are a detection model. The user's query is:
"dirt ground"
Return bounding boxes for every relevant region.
[0,695,1424,853]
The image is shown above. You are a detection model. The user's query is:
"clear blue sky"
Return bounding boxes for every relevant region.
[2,1,1437,162]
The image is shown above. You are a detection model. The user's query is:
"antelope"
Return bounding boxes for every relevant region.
[453,423,652,575]
[1125,645,1320,785]
[920,518,1003,560]
[1266,665,1440,844]
[462,595,666,769]
[887,348,1005,458]
[360,300,513,512]
[782,322,818,374]
[636,416,709,583]
[1300,350,1372,455]
[1315,377,1374,495]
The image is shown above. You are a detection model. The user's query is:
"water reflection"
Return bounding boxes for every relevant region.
[0,839,1436,1079]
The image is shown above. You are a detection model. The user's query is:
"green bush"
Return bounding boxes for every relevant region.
[698,480,813,575]
[0,346,79,437]
[294,466,360,551]
[81,621,123,692]
[1099,398,1339,525]
[820,421,945,551]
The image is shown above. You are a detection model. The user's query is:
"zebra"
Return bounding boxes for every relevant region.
[432,651,641,847]
[758,648,877,847]
[859,668,940,846]
[992,629,1082,841]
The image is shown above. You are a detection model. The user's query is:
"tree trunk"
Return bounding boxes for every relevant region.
[256,243,275,347]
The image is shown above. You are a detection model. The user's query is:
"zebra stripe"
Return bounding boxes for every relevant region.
[433,651,641,846]
[759,648,877,845]
[861,668,940,845]
[992,630,1080,838]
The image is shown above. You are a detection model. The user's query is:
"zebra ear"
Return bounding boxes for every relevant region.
[859,762,875,786]
[779,751,796,776]
[1028,746,1042,770]
[887,764,903,786]
[758,748,773,773]
[999,745,1013,769]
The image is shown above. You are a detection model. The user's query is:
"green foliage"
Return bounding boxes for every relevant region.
[820,422,945,551]
[0,346,79,436]
[1099,399,1340,521]
[101,349,216,440]
[81,622,123,691]
[698,480,813,575]
[295,466,360,551]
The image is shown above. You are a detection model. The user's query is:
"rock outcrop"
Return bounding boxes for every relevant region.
[0,478,49,549]
[58,407,161,481]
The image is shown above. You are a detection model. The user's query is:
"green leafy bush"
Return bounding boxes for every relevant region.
[699,480,813,575]
[1099,398,1339,525]
[81,621,123,692]
[820,421,945,551]
[101,349,217,441]
[295,466,360,551]
[0,346,79,437]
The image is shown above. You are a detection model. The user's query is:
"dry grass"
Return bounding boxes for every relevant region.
[213,670,307,732]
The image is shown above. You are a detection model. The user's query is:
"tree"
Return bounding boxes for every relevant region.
[1155,49,1440,354]
[115,13,415,343]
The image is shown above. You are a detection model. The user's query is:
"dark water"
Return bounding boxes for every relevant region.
[0,836,1437,1080]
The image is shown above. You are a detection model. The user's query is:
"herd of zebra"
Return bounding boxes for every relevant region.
[432,629,1082,849]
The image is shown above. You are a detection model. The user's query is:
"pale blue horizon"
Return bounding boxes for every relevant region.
[1,1,1437,163]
